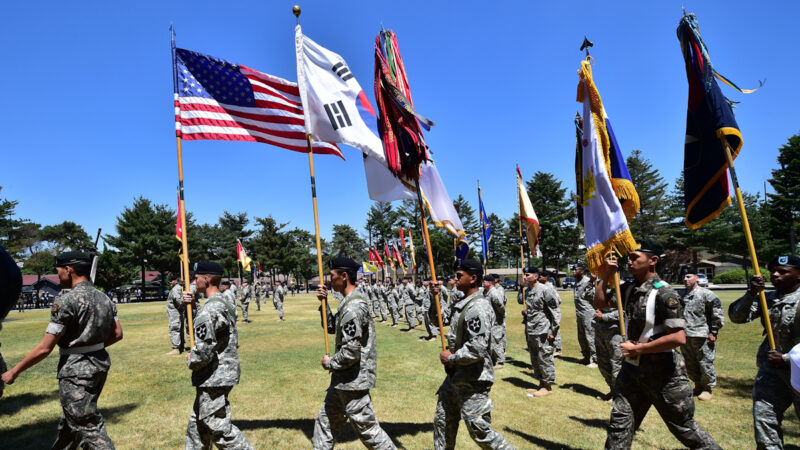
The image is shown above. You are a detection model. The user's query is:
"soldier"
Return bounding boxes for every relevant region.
[182,261,252,449]
[273,281,286,321]
[573,264,598,368]
[593,270,623,402]
[254,280,263,312]
[437,279,451,326]
[314,257,395,449]
[729,255,800,449]
[539,271,562,356]
[220,281,238,322]
[386,281,400,327]
[240,280,252,323]
[166,275,186,355]
[376,279,389,323]
[415,280,427,331]
[522,266,559,396]
[432,259,514,450]
[594,239,720,449]
[401,277,417,332]
[2,251,123,448]
[679,268,724,401]
[422,280,443,342]
[485,274,508,370]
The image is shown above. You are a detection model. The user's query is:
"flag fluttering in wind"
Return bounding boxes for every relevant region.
[173,48,341,157]
[384,244,395,272]
[253,261,259,281]
[677,13,759,229]
[392,240,406,274]
[406,228,417,269]
[236,239,252,272]
[374,30,434,181]
[577,60,638,275]
[479,187,492,266]
[399,228,406,248]
[374,247,384,267]
[516,166,540,257]
[419,162,469,259]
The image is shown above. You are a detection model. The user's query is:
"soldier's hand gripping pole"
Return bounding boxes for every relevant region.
[607,250,627,338]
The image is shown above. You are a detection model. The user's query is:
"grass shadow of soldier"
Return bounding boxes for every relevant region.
[235,418,433,447]
[501,355,529,370]
[502,376,539,390]
[561,383,605,399]
[569,415,608,430]
[0,390,59,416]
[555,355,586,365]
[503,426,583,450]
[715,375,753,399]
[0,403,138,449]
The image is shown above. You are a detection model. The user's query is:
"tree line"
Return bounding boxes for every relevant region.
[3,131,799,291]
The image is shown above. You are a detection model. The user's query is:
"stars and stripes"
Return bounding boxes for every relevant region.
[174,48,342,158]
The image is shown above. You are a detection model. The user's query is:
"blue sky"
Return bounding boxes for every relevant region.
[1,1,796,243]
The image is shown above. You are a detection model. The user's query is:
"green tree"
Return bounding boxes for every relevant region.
[365,201,397,248]
[330,224,366,260]
[527,172,580,276]
[765,132,800,256]
[452,195,480,246]
[250,215,288,281]
[39,221,94,253]
[0,186,35,260]
[626,150,669,240]
[215,211,253,278]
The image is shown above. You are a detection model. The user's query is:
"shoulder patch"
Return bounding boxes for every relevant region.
[666,297,679,308]
[195,322,208,340]
[466,316,482,334]
[342,319,357,337]
[653,281,666,289]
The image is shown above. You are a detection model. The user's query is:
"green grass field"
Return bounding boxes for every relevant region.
[1,290,798,449]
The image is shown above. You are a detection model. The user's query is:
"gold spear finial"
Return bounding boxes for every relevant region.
[292,5,301,18]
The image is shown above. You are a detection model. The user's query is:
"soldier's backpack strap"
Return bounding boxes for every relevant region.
[455,296,483,350]
[334,292,365,348]
[206,297,236,320]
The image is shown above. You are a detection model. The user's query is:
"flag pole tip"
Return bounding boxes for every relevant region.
[580,36,593,54]
[292,5,301,17]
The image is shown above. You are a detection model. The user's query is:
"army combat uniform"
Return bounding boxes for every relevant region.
[524,283,559,384]
[167,283,186,351]
[239,284,252,322]
[605,276,719,450]
[543,281,562,354]
[402,283,417,329]
[729,286,800,449]
[314,290,395,449]
[434,291,514,450]
[574,276,597,363]
[254,283,264,311]
[423,285,442,338]
[485,285,507,366]
[273,285,286,320]
[387,286,400,326]
[186,292,252,449]
[595,307,623,392]
[680,286,724,391]
[222,288,238,322]
[46,280,119,449]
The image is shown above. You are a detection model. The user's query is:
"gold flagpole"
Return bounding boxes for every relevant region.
[721,139,775,349]
[306,135,331,355]
[415,180,447,351]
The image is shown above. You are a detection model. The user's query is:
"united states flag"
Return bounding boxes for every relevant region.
[174,48,342,157]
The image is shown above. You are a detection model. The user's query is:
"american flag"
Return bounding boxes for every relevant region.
[174,48,342,157]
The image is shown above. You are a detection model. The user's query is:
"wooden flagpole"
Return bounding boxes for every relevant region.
[722,138,775,349]
[306,135,331,355]
[415,180,447,351]
[172,25,194,348]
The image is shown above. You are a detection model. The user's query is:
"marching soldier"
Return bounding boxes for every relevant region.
[522,266,559,396]
[573,264,598,367]
[2,251,123,448]
[593,269,623,402]
[386,281,400,327]
[182,261,252,449]
[729,255,800,449]
[166,275,186,355]
[220,281,238,322]
[254,280,264,311]
[376,279,389,323]
[679,268,724,401]
[485,274,508,370]
[401,277,417,332]
[595,239,720,449]
[539,271,562,356]
[314,257,395,449]
[240,280,252,323]
[432,259,514,450]
[273,281,286,322]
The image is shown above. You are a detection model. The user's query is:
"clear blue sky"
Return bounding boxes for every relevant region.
[1,1,796,243]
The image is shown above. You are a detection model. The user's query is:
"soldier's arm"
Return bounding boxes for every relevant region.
[105,303,123,347]
[728,292,760,324]
[326,308,363,371]
[600,308,620,323]
[188,312,218,370]
[449,309,490,366]
[1,333,60,384]
[707,292,724,335]
[545,292,561,335]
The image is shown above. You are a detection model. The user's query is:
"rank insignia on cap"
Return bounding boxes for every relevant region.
[343,320,357,337]
[467,316,482,334]
[779,256,789,265]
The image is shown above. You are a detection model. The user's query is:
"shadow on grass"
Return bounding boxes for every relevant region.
[569,415,608,430]
[716,375,753,399]
[561,383,605,399]
[503,356,529,370]
[556,355,586,366]
[0,390,59,416]
[504,426,583,449]
[0,403,138,449]
[502,376,538,390]
[235,418,433,446]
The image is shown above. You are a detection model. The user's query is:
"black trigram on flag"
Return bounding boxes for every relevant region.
[331,62,353,81]
[324,100,352,130]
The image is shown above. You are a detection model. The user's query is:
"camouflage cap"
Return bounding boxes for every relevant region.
[55,251,91,267]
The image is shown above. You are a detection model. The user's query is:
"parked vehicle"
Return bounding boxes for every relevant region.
[697,274,709,288]
[504,280,518,290]
[563,277,576,289]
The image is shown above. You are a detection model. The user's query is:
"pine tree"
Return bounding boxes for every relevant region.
[765,132,800,256]
[526,172,580,275]
[626,150,669,240]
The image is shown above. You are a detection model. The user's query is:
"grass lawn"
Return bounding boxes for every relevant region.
[1,290,798,449]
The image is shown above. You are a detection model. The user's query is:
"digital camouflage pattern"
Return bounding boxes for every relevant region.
[574,276,597,362]
[273,285,286,320]
[682,287,724,338]
[729,288,800,449]
[222,289,237,322]
[313,388,395,450]
[46,280,118,449]
[240,284,252,322]
[185,386,253,449]
[401,283,417,328]
[434,291,514,450]
[523,284,559,383]
[387,286,400,325]
[595,307,623,390]
[167,283,185,350]
[605,275,719,450]
[485,285,507,366]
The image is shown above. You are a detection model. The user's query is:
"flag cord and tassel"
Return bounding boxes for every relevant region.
[611,251,627,338]
[478,180,487,275]
[721,138,775,349]
[415,179,447,351]
[306,134,331,355]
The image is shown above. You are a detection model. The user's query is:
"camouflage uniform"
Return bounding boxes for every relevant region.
[45,280,118,449]
[239,284,252,322]
[254,283,264,311]
[222,288,238,322]
[387,286,400,325]
[314,290,395,449]
[423,285,441,338]
[186,292,252,449]
[167,283,186,351]
[729,287,800,449]
[377,283,389,321]
[543,282,562,353]
[523,284,559,383]
[273,285,285,320]
[402,283,417,328]
[434,291,514,450]
[485,285,507,366]
[605,275,719,450]
[594,307,623,391]
[573,276,597,362]
[415,284,427,325]
[680,286,724,389]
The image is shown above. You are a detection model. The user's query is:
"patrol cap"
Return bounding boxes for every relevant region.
[454,259,482,275]
[768,255,800,270]
[193,261,224,275]
[636,238,664,256]
[484,274,497,282]
[328,257,359,272]
[523,266,540,274]
[55,251,91,267]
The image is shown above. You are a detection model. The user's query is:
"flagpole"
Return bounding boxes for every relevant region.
[172,24,195,349]
[517,167,525,273]
[478,180,488,275]
[307,134,331,355]
[722,139,776,349]
[415,179,447,351]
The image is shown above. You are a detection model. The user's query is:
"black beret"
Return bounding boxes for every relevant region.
[221,280,231,286]
[636,238,664,256]
[329,257,359,272]
[55,251,91,267]
[523,266,540,274]
[682,267,697,275]
[169,274,179,281]
[769,255,800,269]
[574,262,586,269]
[484,274,497,282]
[193,261,224,275]
[454,259,482,275]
